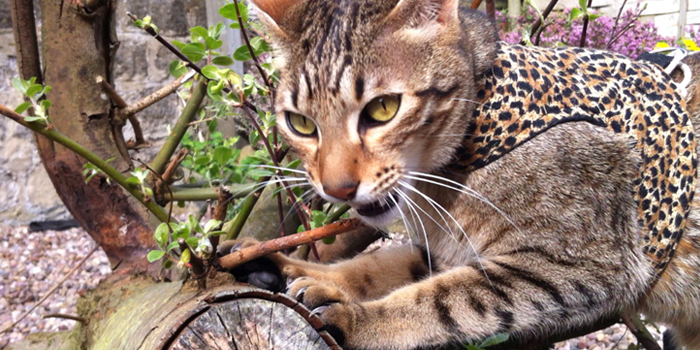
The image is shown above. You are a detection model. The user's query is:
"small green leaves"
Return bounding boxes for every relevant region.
[83,157,115,184]
[220,2,249,27]
[154,223,170,248]
[132,15,159,34]
[147,250,165,262]
[11,77,52,125]
[569,7,584,21]
[464,333,509,350]
[212,55,234,66]
[14,102,32,114]
[214,146,234,166]
[169,60,188,78]
[182,43,206,63]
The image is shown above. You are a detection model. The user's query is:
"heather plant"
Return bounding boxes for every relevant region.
[498,5,669,58]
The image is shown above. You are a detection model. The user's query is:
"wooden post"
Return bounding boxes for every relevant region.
[679,0,688,39]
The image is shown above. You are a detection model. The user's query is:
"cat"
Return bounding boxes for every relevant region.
[220,0,700,348]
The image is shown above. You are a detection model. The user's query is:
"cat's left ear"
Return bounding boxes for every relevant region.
[383,0,460,31]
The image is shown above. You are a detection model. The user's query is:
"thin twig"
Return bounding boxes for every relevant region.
[530,0,560,41]
[470,0,483,9]
[231,0,272,91]
[219,218,364,269]
[1,245,99,334]
[606,5,645,49]
[606,0,629,49]
[41,314,87,323]
[579,0,594,48]
[124,71,194,116]
[96,76,148,148]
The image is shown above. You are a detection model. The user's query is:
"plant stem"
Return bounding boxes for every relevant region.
[530,0,560,42]
[219,218,364,269]
[0,103,170,222]
[166,184,255,201]
[325,204,352,224]
[579,0,594,48]
[225,176,272,240]
[150,79,207,175]
[621,313,661,350]
[231,0,272,91]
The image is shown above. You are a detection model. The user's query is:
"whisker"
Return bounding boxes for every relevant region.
[392,189,433,274]
[397,180,494,290]
[451,97,485,106]
[406,172,522,234]
[394,183,460,246]
[238,163,309,175]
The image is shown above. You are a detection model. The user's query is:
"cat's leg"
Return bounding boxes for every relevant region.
[287,252,649,350]
[220,239,433,301]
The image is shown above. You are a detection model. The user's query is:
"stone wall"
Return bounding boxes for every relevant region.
[0,0,208,225]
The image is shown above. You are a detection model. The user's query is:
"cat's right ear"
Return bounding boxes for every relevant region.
[383,0,460,32]
[248,0,304,38]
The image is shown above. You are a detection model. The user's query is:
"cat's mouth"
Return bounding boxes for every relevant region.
[354,193,400,217]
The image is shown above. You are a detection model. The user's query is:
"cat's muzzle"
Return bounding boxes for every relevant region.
[354,193,400,217]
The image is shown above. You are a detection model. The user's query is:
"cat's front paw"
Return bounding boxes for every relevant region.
[287,277,360,348]
[218,238,286,292]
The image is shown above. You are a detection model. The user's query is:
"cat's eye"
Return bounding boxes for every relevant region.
[362,95,401,124]
[286,112,317,136]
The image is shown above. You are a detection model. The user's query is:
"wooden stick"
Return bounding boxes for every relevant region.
[621,313,661,350]
[219,218,364,269]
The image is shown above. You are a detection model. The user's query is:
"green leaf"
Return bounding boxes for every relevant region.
[578,0,588,10]
[172,40,187,50]
[23,116,45,123]
[12,77,27,94]
[311,210,326,229]
[190,26,209,39]
[14,102,32,114]
[181,43,206,63]
[204,219,222,233]
[233,45,253,61]
[219,3,248,22]
[201,65,221,80]
[154,223,169,248]
[321,236,336,244]
[166,241,180,252]
[40,100,52,111]
[205,37,223,50]
[147,250,165,262]
[26,84,43,98]
[214,146,233,166]
[125,176,141,186]
[588,13,601,21]
[569,8,583,21]
[212,55,234,66]
[477,333,509,348]
[208,230,227,236]
[181,248,191,263]
[163,259,173,269]
[169,60,187,78]
[186,237,199,248]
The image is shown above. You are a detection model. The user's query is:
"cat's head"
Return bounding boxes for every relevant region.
[250,0,498,225]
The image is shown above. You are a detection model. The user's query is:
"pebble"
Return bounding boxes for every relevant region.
[0,226,110,347]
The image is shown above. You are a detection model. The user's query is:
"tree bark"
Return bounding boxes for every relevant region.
[26,0,161,275]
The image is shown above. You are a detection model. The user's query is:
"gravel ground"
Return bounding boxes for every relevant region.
[0,226,663,349]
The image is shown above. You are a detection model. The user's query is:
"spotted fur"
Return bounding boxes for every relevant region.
[452,43,697,277]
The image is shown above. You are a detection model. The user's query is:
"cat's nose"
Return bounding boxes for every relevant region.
[323,181,359,200]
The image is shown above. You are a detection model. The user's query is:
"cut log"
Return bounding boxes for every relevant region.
[7,273,340,350]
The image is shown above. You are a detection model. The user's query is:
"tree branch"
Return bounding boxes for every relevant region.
[165,184,255,202]
[0,103,171,222]
[231,0,272,92]
[124,71,194,116]
[530,0,560,42]
[150,79,208,175]
[219,218,364,269]
[621,313,661,350]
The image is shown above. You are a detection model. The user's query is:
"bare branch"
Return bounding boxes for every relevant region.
[219,218,364,269]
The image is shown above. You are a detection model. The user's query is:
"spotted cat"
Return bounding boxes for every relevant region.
[222,0,700,348]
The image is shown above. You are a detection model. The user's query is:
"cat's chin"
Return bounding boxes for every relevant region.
[352,193,402,227]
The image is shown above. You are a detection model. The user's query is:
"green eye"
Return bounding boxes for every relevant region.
[286,112,317,136]
[363,95,401,123]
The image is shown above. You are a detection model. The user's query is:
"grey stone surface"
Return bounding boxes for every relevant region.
[0,0,207,225]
